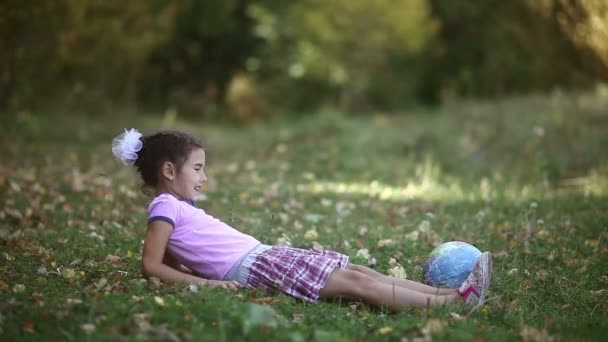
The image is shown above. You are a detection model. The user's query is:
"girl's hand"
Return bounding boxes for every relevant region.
[200,279,241,290]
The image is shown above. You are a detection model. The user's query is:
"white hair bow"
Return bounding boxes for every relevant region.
[112,128,143,165]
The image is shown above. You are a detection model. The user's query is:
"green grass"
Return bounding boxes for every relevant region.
[1,94,608,341]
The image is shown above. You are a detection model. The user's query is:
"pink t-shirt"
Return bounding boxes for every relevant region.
[147,193,260,280]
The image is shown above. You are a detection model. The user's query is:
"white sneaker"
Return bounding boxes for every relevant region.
[458,252,492,305]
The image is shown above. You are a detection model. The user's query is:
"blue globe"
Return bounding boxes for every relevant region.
[423,241,481,288]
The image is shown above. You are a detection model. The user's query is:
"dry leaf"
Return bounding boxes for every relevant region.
[154,296,166,307]
[421,319,446,339]
[254,296,274,305]
[292,313,305,323]
[105,255,121,263]
[81,323,96,334]
[134,313,152,332]
[377,239,395,248]
[66,298,83,305]
[449,312,464,320]
[149,277,162,289]
[377,326,393,335]
[312,241,324,251]
[520,325,553,342]
[95,278,108,290]
[304,229,319,240]
[405,230,420,241]
[63,268,77,279]
[23,320,35,334]
[356,249,370,260]
[387,266,407,279]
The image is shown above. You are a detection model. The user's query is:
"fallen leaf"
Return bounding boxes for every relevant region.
[241,303,287,334]
[66,298,83,305]
[81,323,96,334]
[132,295,144,302]
[133,313,151,331]
[418,220,431,232]
[377,326,393,335]
[405,230,419,241]
[95,278,108,290]
[31,291,44,306]
[377,239,395,248]
[449,312,464,320]
[312,241,324,251]
[304,229,319,240]
[292,313,305,323]
[520,325,553,342]
[253,296,274,305]
[421,319,446,339]
[23,320,35,334]
[63,268,77,279]
[154,296,166,307]
[387,266,407,279]
[356,249,370,260]
[149,277,162,289]
[105,255,121,263]
[585,239,599,248]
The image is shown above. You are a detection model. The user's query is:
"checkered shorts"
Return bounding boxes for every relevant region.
[246,245,349,302]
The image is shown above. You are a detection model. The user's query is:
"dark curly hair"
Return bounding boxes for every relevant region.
[133,130,204,188]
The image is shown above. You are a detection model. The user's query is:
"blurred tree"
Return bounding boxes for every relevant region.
[554,0,608,79]
[247,0,436,112]
[0,0,64,110]
[2,0,607,114]
[419,0,589,103]
[141,0,261,117]
[58,0,178,105]
[0,0,176,111]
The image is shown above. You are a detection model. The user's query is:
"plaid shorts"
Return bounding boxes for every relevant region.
[246,245,349,302]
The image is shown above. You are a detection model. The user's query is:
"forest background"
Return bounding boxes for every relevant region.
[2,0,607,118]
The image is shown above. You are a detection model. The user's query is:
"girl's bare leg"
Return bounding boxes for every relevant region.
[319,268,461,311]
[348,264,456,296]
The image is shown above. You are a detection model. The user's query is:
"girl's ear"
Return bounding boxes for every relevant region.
[161,161,176,181]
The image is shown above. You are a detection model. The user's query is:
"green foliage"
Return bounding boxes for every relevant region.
[247,0,437,111]
[0,0,176,110]
[1,0,608,113]
[419,0,585,103]
[141,0,261,116]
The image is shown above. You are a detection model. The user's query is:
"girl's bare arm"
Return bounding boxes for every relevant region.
[142,220,239,289]
[162,251,193,274]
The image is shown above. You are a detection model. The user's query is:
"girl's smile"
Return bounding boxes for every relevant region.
[164,148,207,200]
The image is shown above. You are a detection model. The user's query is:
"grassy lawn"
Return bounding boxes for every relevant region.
[1,94,608,341]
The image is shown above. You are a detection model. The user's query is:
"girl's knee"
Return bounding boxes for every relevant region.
[347,264,370,273]
[323,269,377,298]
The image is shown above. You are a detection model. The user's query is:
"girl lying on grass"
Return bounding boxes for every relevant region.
[112,128,492,311]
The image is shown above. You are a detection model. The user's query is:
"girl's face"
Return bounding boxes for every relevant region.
[172,148,207,200]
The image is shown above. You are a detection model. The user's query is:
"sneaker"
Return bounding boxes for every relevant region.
[458,252,492,305]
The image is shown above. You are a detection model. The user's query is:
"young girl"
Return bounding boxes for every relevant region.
[112,128,492,311]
